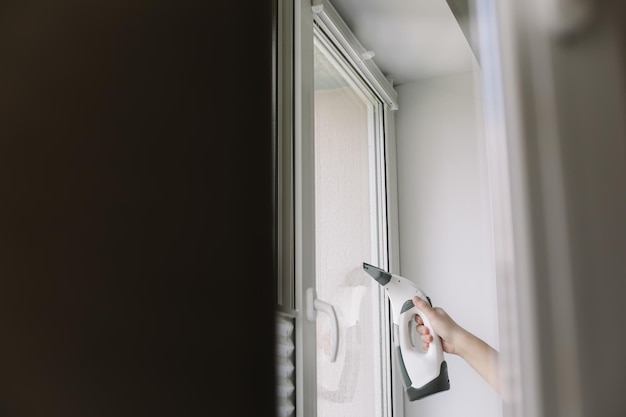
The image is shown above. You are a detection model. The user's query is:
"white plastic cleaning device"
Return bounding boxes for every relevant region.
[363,262,450,401]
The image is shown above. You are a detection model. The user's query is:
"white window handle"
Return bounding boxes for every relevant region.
[306,288,339,362]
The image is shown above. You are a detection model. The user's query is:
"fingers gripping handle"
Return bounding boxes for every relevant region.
[398,303,442,355]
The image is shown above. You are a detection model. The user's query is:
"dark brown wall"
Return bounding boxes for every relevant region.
[0,1,274,416]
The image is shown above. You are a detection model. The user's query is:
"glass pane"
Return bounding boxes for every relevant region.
[313,38,385,417]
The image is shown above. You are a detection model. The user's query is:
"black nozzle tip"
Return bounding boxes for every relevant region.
[362,262,392,286]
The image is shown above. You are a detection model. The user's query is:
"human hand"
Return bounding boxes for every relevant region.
[412,295,466,355]
[413,296,501,393]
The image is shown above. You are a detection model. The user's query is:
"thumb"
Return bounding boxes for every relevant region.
[412,295,433,314]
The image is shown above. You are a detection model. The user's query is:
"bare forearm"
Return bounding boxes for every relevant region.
[456,330,500,393]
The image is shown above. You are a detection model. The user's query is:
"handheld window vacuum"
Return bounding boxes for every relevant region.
[363,262,450,401]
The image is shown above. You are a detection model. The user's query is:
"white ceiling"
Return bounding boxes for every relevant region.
[328,0,476,86]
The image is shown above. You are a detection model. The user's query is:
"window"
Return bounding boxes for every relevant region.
[313,23,391,417]
[275,1,401,416]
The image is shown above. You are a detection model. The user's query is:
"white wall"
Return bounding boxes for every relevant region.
[394,71,502,417]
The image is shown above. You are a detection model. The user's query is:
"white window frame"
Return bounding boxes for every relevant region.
[277,0,403,416]
[312,24,394,417]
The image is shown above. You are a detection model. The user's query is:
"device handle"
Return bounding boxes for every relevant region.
[399,300,442,354]
[396,298,444,386]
